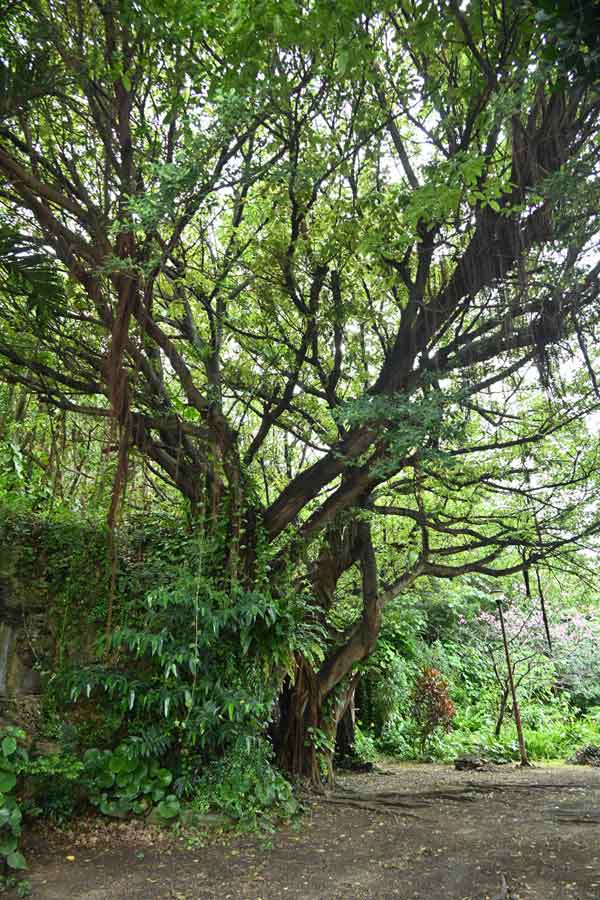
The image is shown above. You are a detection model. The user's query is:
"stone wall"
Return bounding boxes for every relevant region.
[0,506,177,733]
[0,552,49,699]
[0,509,110,715]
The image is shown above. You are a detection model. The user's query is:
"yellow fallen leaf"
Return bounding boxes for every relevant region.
[66,855,76,862]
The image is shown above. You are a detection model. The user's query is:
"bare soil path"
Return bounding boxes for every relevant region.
[22,763,600,899]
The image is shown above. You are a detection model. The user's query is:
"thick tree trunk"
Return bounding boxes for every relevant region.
[275,522,381,782]
[274,659,328,783]
[274,662,361,782]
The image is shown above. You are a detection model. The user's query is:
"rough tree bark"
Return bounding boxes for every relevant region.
[273,521,383,780]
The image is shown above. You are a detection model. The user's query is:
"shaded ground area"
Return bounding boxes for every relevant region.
[23,763,600,899]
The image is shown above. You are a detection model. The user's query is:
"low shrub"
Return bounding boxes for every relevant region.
[377,715,415,758]
[21,753,85,823]
[353,726,378,763]
[410,666,455,754]
[0,727,27,874]
[82,744,180,822]
[192,738,299,830]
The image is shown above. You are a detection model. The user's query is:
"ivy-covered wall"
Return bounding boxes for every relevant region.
[0,502,111,701]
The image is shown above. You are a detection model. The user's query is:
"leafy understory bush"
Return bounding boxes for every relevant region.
[79,738,300,832]
[373,684,600,764]
[44,528,312,830]
[60,526,316,770]
[423,708,600,763]
[83,745,180,822]
[22,753,85,824]
[410,667,456,755]
[377,716,414,758]
[352,726,378,763]
[0,728,27,873]
[192,739,300,831]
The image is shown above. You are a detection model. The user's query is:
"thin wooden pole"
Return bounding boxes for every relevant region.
[497,598,531,767]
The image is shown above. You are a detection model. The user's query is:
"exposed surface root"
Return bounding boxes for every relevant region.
[315,778,589,816]
[319,797,420,818]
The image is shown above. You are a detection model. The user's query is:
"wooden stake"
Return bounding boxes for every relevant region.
[497,598,531,767]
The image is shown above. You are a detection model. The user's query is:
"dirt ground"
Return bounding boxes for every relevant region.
[20,763,600,900]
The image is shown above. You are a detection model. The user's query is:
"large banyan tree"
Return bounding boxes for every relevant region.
[2,0,600,778]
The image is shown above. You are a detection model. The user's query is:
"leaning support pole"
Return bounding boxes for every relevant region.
[496,597,531,768]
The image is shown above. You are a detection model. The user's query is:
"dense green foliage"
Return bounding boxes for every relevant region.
[63,525,305,748]
[0,3,600,881]
[355,575,600,762]
[0,505,308,890]
[532,0,600,85]
[192,738,300,830]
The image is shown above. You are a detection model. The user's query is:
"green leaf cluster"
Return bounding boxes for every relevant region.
[192,737,299,829]
[82,745,180,821]
[0,728,27,872]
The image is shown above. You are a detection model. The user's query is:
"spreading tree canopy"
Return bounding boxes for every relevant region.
[2,0,600,777]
